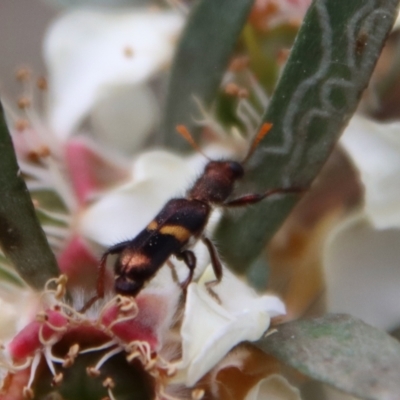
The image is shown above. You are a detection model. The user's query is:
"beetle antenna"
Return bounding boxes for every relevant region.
[243,122,273,164]
[176,125,211,160]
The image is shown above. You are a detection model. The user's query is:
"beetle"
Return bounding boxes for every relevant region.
[82,123,302,311]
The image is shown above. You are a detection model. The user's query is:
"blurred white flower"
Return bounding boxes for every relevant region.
[324,116,400,330]
[324,213,400,331]
[179,265,285,386]
[340,116,400,230]
[44,7,184,149]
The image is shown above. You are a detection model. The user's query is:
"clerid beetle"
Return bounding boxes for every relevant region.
[82,123,302,311]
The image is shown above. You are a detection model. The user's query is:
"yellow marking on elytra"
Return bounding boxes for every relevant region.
[120,253,150,270]
[160,225,191,242]
[147,220,158,231]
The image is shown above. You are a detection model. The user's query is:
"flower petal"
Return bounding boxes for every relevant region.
[340,116,400,229]
[65,138,129,205]
[180,266,285,386]
[44,8,184,137]
[90,83,160,155]
[324,213,400,330]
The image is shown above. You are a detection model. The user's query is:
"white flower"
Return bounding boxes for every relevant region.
[44,8,184,146]
[178,265,285,386]
[323,115,400,330]
[340,116,400,229]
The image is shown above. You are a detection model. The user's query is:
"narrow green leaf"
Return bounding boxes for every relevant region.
[163,0,255,149]
[216,0,399,273]
[0,102,59,289]
[256,314,400,400]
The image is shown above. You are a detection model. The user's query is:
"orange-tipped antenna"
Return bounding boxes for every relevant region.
[176,125,211,160]
[243,122,273,163]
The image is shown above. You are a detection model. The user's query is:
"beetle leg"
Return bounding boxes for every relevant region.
[80,241,130,313]
[224,187,304,207]
[177,250,197,292]
[202,236,222,303]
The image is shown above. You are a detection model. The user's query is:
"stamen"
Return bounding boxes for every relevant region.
[44,345,66,376]
[96,296,125,324]
[89,346,123,374]
[44,275,68,293]
[36,311,48,323]
[87,367,101,378]
[7,357,33,372]
[55,282,67,300]
[52,372,63,386]
[35,207,71,224]
[107,313,138,331]
[228,56,250,72]
[191,97,227,138]
[116,295,138,313]
[42,225,70,239]
[63,344,80,368]
[224,82,240,96]
[42,156,78,213]
[23,387,34,400]
[264,328,278,338]
[38,318,67,347]
[240,98,262,124]
[238,88,249,98]
[59,303,85,319]
[247,71,269,108]
[80,340,118,355]
[26,351,41,389]
[236,100,257,136]
[18,160,51,183]
[126,341,157,370]
[103,377,115,389]
[157,356,177,376]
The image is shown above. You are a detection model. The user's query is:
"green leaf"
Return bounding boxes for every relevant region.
[216,0,400,274]
[163,0,255,149]
[256,314,400,400]
[0,102,59,289]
